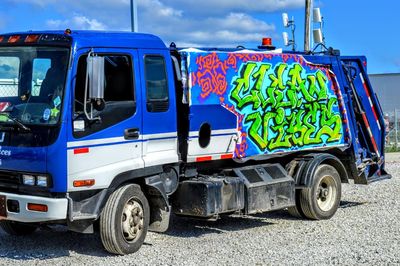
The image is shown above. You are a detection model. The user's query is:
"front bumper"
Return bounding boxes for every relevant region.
[0,192,67,223]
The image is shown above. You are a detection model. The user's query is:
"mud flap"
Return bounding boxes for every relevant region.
[145,175,171,232]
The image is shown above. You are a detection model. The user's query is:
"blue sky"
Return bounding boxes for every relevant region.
[0,0,398,74]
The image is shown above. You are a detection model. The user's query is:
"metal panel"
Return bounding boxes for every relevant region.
[181,50,349,160]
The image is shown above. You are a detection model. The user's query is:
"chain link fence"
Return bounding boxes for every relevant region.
[385,109,400,151]
[0,79,18,97]
[0,79,42,97]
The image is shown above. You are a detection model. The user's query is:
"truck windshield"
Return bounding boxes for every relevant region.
[0,46,69,126]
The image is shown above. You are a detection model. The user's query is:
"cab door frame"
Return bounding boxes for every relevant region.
[137,49,179,168]
[66,47,144,192]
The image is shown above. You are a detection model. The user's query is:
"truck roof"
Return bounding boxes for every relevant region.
[0,30,167,50]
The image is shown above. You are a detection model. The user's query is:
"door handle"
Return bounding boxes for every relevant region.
[124,128,140,140]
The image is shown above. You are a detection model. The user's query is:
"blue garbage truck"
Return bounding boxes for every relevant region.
[0,30,390,254]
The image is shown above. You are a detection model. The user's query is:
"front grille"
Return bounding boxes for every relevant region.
[0,172,21,188]
[0,171,54,197]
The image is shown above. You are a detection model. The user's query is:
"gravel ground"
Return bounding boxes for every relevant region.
[0,162,399,265]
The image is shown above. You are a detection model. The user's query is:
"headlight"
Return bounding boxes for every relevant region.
[22,175,35,186]
[36,176,48,187]
[22,174,51,188]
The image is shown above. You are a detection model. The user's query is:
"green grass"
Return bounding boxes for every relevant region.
[385,145,400,153]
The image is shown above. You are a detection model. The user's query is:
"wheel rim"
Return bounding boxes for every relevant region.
[121,198,144,243]
[316,174,337,212]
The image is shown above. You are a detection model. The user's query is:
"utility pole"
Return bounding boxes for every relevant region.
[304,0,312,51]
[395,108,398,148]
[130,0,138,32]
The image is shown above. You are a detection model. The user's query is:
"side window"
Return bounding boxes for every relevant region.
[0,57,20,97]
[31,58,51,96]
[73,54,135,138]
[144,55,169,112]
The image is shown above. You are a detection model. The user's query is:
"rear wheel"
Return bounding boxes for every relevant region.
[287,192,305,218]
[299,164,341,220]
[0,221,37,236]
[100,184,150,255]
[287,206,303,218]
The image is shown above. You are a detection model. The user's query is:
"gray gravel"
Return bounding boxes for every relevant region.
[1,162,399,265]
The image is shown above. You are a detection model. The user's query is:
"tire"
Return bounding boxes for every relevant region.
[287,191,306,218]
[286,160,305,218]
[100,184,150,255]
[0,221,37,236]
[287,206,303,218]
[299,164,341,220]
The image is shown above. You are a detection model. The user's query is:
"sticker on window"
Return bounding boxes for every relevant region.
[43,108,51,121]
[73,120,85,132]
[53,96,61,108]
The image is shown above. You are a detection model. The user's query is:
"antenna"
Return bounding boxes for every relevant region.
[130,0,138,32]
[313,8,322,23]
[304,0,312,52]
[313,29,323,44]
[282,13,289,27]
[282,32,289,46]
[312,8,325,50]
[282,13,296,51]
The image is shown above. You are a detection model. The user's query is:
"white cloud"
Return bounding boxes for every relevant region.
[138,0,182,17]
[5,0,57,7]
[163,0,304,15]
[210,13,275,33]
[148,12,275,46]
[186,30,268,44]
[46,14,107,30]
[71,16,106,30]
[7,0,303,46]
[132,2,277,46]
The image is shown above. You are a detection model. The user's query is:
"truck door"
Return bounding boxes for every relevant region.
[138,49,179,168]
[67,48,143,191]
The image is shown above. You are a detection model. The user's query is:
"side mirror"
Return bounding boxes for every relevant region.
[84,53,105,121]
[87,55,105,100]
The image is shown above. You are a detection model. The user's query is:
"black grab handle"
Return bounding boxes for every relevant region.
[124,128,140,140]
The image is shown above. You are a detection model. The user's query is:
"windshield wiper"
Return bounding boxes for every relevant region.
[0,112,31,132]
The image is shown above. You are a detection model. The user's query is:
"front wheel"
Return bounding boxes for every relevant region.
[100,184,150,255]
[299,164,342,220]
[0,221,38,236]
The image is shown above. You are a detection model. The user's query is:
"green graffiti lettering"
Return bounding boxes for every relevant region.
[231,62,270,110]
[265,63,287,109]
[229,61,343,153]
[245,112,268,150]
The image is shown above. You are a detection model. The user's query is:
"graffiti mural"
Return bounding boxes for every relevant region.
[229,62,342,152]
[182,51,348,158]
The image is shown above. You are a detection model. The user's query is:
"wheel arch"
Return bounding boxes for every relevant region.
[299,153,349,187]
[106,166,171,233]
[67,165,173,234]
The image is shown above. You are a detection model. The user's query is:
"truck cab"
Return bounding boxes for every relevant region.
[0,30,178,231]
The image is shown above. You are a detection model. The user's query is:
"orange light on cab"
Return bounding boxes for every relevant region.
[25,35,40,43]
[262,37,272,46]
[0,36,4,42]
[8,35,21,43]
[27,203,48,212]
[73,179,95,187]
